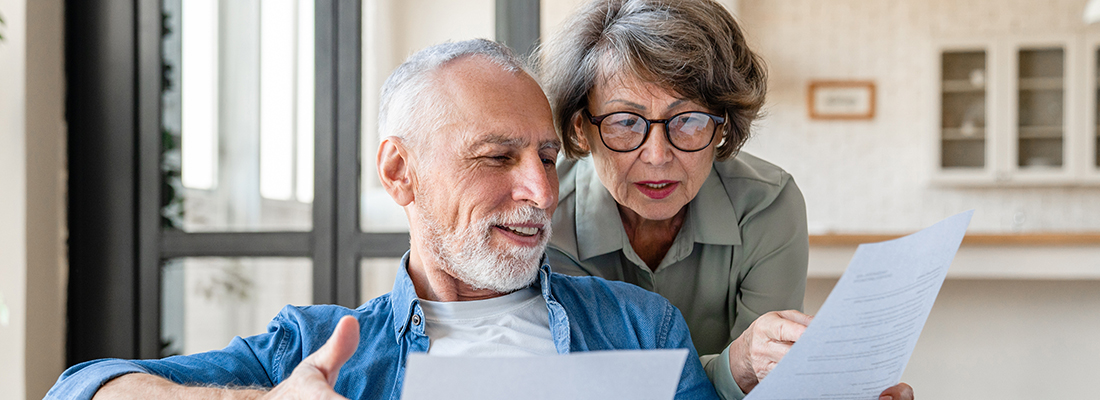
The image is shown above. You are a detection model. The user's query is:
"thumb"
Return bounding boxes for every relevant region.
[306,315,361,387]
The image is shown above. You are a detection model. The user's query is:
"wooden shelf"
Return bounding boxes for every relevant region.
[1018,126,1064,139]
[942,79,985,92]
[1018,77,1064,90]
[942,127,986,140]
[809,233,1100,246]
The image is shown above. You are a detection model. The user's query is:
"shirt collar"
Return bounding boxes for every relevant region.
[390,251,420,342]
[689,167,741,246]
[573,160,740,262]
[574,159,628,260]
[390,252,559,342]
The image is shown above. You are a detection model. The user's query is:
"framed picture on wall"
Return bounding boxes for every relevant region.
[808,81,876,120]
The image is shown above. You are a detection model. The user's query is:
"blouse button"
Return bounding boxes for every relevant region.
[411,314,421,326]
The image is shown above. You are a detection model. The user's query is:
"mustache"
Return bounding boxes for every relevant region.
[483,206,551,228]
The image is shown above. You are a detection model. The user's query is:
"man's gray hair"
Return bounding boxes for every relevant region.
[378,39,532,152]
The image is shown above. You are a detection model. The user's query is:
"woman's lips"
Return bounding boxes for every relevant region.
[634,181,678,199]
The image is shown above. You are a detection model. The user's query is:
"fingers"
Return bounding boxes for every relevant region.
[729,310,816,392]
[760,310,811,343]
[774,309,814,326]
[306,316,361,387]
[879,382,914,400]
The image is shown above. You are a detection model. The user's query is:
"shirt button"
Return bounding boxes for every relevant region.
[411,314,421,326]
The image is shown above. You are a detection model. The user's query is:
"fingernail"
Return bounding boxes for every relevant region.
[879,396,892,400]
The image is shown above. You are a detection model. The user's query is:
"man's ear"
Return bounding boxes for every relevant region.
[377,137,416,207]
[571,112,590,152]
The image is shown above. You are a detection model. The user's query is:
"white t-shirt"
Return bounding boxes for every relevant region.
[419,287,557,357]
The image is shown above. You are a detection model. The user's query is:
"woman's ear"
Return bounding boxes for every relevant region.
[571,113,590,152]
[377,137,415,207]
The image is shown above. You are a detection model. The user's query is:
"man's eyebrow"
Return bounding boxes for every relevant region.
[540,139,562,153]
[476,134,560,152]
[477,134,528,148]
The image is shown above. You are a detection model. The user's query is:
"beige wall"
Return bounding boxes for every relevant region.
[807,278,1100,399]
[0,0,68,398]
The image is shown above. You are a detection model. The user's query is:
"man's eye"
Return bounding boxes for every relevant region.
[541,157,556,166]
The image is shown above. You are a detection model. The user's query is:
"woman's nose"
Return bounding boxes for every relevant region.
[638,123,674,165]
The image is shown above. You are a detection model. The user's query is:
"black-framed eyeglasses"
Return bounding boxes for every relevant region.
[583,110,725,153]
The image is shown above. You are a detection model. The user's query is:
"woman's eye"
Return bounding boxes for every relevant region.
[613,118,638,127]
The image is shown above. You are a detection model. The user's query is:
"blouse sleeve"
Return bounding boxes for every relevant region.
[706,176,809,400]
[730,176,809,337]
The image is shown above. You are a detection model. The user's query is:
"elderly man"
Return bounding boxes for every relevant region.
[47,39,718,400]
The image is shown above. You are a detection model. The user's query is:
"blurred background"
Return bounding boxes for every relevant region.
[1,0,1099,399]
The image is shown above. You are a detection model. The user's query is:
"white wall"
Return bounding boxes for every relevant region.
[0,0,68,398]
[0,1,30,398]
[738,0,1100,234]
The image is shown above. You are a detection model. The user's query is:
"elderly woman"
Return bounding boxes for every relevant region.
[539,1,912,399]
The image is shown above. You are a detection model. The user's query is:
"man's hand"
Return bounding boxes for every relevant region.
[93,316,361,400]
[727,310,812,393]
[262,315,361,399]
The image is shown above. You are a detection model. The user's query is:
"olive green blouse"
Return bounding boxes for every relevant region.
[547,153,809,400]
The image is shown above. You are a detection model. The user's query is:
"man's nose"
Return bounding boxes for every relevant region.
[512,155,556,210]
[638,124,674,165]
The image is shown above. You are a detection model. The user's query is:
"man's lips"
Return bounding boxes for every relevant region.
[635,180,678,199]
[495,224,540,237]
[492,223,547,247]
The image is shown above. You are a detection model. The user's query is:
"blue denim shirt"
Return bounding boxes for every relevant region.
[48,254,719,400]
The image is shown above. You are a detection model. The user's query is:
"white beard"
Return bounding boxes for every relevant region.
[416,203,551,293]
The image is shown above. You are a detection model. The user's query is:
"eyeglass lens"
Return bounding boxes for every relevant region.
[599,112,717,151]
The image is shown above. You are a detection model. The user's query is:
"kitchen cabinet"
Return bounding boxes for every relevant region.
[933,37,1100,185]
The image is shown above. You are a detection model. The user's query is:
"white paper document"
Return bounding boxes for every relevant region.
[745,210,973,400]
[401,349,688,400]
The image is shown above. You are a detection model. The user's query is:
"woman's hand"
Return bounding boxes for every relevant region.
[727,310,812,393]
[727,310,915,400]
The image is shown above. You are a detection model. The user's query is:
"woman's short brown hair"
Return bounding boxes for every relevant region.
[537,0,767,160]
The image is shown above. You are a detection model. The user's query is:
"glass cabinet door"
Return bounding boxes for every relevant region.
[941,50,988,169]
[1095,47,1100,169]
[1016,47,1065,170]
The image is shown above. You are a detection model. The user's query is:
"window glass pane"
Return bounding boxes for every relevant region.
[161,257,312,356]
[359,0,495,232]
[162,0,316,232]
[360,258,403,303]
